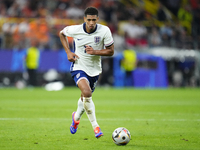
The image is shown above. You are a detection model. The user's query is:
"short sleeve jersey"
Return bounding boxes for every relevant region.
[61,23,114,77]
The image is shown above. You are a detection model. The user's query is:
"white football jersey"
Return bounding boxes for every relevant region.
[61,23,114,77]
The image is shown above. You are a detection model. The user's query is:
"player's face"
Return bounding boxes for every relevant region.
[84,15,99,33]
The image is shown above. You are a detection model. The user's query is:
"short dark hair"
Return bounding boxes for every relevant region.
[84,7,98,17]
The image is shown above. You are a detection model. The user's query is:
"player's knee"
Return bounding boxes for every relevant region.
[82,89,92,97]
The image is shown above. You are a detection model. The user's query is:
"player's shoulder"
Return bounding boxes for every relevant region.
[67,24,83,30]
[97,24,111,31]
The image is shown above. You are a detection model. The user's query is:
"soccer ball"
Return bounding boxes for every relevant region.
[112,127,131,146]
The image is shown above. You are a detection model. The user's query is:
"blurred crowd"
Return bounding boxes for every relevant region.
[0,0,200,51]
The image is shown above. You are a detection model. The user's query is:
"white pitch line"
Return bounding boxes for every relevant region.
[0,118,200,122]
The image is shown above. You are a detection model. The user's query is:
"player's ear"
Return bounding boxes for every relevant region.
[84,16,87,22]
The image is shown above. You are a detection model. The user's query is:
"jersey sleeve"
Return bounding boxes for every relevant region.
[104,27,114,47]
[62,26,74,37]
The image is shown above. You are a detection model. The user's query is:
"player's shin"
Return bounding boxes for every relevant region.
[83,97,99,129]
[74,97,85,121]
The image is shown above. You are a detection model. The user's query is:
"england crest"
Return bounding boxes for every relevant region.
[94,36,101,44]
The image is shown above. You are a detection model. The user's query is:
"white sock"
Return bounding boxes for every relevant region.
[74,97,85,121]
[83,97,99,130]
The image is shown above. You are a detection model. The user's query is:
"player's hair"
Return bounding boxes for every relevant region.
[84,7,98,17]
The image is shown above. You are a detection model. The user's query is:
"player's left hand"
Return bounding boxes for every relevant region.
[85,45,95,55]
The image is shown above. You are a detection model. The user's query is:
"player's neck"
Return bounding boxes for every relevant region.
[86,26,95,33]
[83,23,97,34]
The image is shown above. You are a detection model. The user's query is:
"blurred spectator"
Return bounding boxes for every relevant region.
[128,5,146,21]
[160,22,173,47]
[20,1,37,17]
[7,1,20,17]
[107,21,117,34]
[15,0,27,10]
[179,28,193,49]
[122,19,139,47]
[0,3,7,17]
[37,3,48,18]
[148,26,162,47]
[178,4,193,22]
[121,49,137,86]
[66,2,84,19]
[112,30,126,52]
[2,22,13,49]
[172,21,185,48]
[101,2,114,22]
[87,0,102,8]
[136,21,148,47]
[114,2,131,21]
[51,4,67,18]
[25,39,40,87]
[177,4,193,34]
[13,19,30,49]
[48,26,62,51]
[27,18,49,50]
[121,19,147,48]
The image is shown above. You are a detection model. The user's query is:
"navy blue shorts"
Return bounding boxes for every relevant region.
[71,70,99,92]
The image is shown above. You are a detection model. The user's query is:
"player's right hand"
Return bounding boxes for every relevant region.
[67,52,79,62]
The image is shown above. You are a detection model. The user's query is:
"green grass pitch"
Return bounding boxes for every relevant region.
[0,87,200,150]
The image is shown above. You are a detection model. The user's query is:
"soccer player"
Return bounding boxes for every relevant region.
[59,7,114,138]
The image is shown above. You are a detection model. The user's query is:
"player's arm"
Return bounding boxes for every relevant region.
[59,31,79,62]
[85,44,114,56]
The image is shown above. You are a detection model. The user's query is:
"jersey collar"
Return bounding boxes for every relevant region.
[83,22,97,34]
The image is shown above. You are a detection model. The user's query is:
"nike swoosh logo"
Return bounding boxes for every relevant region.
[77,39,82,40]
